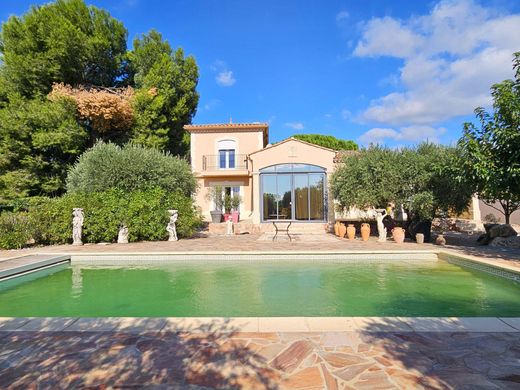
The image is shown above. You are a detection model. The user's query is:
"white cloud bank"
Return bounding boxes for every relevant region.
[359,126,446,145]
[354,0,520,129]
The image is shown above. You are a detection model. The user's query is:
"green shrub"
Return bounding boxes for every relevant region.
[66,142,197,196]
[0,212,32,249]
[29,188,201,245]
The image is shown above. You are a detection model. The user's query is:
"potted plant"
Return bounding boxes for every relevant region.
[231,194,241,223]
[223,194,233,222]
[207,186,224,223]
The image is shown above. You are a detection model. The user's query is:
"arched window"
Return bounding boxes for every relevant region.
[260,164,326,222]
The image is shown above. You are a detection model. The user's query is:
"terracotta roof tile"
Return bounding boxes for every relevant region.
[184,122,268,131]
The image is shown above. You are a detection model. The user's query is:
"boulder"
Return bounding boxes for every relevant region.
[488,224,518,239]
[489,236,520,249]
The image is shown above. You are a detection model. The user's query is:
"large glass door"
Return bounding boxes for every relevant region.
[260,164,326,222]
[262,174,292,220]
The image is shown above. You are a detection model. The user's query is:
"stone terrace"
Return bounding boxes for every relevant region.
[0,326,519,389]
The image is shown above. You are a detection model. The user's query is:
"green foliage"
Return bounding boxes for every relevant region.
[0,212,32,249]
[28,188,201,245]
[0,1,200,206]
[129,30,199,155]
[0,0,128,97]
[231,194,241,211]
[66,142,197,196]
[458,52,520,224]
[293,134,358,151]
[0,95,88,204]
[206,186,224,211]
[331,143,472,221]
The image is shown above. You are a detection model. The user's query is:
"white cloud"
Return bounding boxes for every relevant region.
[211,60,236,87]
[285,122,305,130]
[359,126,446,144]
[336,11,349,22]
[354,0,520,126]
[216,70,236,87]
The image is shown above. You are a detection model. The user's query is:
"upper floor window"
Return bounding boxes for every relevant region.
[217,139,237,169]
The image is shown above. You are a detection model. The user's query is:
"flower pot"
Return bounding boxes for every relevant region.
[360,223,370,241]
[346,224,356,240]
[338,223,347,238]
[231,210,240,223]
[392,227,405,244]
[223,213,232,222]
[210,211,222,223]
[416,233,424,244]
[334,221,339,236]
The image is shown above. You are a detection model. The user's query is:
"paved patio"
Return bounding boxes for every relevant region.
[2,233,519,272]
[1,326,519,389]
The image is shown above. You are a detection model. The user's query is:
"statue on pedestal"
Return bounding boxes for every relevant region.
[118,225,129,244]
[72,208,84,246]
[167,210,178,241]
[376,209,387,242]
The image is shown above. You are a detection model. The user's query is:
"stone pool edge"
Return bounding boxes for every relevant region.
[0,316,519,333]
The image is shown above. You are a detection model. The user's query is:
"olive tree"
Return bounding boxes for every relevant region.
[458,52,520,224]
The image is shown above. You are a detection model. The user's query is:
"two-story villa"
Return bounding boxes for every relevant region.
[185,122,337,229]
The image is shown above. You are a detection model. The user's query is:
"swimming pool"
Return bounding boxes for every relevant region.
[0,259,519,317]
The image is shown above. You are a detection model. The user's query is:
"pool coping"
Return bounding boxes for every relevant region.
[0,316,519,333]
[0,249,519,334]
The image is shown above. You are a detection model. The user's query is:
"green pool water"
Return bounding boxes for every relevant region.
[0,260,519,317]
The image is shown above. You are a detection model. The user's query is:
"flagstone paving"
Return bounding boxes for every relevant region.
[0,328,519,389]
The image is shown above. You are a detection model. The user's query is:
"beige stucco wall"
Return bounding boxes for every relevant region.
[190,131,264,172]
[195,176,253,221]
[249,139,336,224]
[479,200,520,224]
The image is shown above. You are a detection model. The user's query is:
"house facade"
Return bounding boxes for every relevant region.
[185,122,337,226]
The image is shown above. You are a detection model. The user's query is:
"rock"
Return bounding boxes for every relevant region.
[435,234,446,246]
[488,224,517,239]
[476,233,490,245]
[489,236,520,249]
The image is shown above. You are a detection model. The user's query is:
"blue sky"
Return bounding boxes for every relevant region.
[2,0,519,146]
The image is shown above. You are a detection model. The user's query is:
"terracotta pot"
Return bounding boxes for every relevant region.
[360,223,370,241]
[338,223,347,238]
[334,221,340,236]
[346,224,356,240]
[392,227,405,244]
[416,233,424,244]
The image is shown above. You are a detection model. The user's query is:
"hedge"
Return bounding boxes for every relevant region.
[0,188,202,249]
[0,212,32,249]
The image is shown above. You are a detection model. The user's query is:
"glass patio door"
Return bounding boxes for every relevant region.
[260,164,326,222]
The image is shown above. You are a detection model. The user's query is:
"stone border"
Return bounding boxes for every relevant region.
[68,251,438,264]
[0,316,518,333]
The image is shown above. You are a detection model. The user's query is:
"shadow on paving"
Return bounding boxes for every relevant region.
[0,318,280,389]
[359,317,520,389]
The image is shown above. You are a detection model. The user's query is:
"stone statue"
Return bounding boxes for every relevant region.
[376,209,387,242]
[226,218,234,236]
[167,210,178,241]
[118,225,129,244]
[72,208,84,246]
